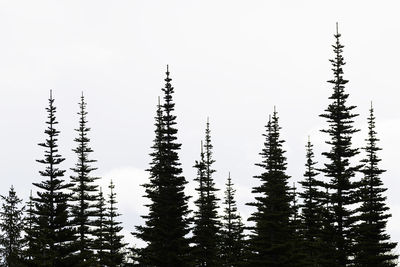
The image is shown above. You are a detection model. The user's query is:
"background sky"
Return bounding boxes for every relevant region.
[0,1,399,251]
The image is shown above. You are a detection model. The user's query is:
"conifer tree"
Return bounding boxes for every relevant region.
[31,91,76,266]
[0,185,25,266]
[70,93,99,265]
[103,180,125,267]
[220,172,245,267]
[298,139,325,266]
[247,109,294,266]
[92,188,107,266]
[23,190,35,264]
[353,104,398,266]
[319,24,361,266]
[135,66,191,266]
[192,120,221,266]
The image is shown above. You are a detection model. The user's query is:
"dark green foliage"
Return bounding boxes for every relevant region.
[135,66,191,266]
[319,25,361,266]
[298,139,327,266]
[220,173,245,267]
[92,189,107,266]
[103,180,126,267]
[30,91,76,266]
[353,105,398,266]
[247,109,294,266]
[192,120,221,266]
[70,94,99,265]
[0,186,25,266]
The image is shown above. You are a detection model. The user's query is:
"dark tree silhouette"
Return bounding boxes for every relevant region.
[92,188,107,266]
[70,93,100,265]
[353,104,398,266]
[319,24,361,266]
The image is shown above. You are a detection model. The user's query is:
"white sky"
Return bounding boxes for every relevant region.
[0,1,399,250]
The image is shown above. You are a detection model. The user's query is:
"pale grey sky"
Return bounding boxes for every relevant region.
[0,1,399,249]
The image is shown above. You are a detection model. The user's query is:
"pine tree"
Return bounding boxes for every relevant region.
[31,90,76,266]
[23,190,36,264]
[70,93,99,265]
[92,188,107,266]
[319,23,361,266]
[0,185,25,266]
[353,104,398,266]
[247,109,294,266]
[220,172,245,267]
[298,139,326,266]
[135,66,191,266]
[103,180,126,267]
[192,119,221,266]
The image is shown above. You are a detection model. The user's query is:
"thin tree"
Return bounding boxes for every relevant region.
[92,188,107,266]
[247,109,294,266]
[0,185,25,266]
[70,93,99,265]
[353,104,398,266]
[103,180,126,267]
[220,172,245,267]
[31,90,76,266]
[23,190,35,264]
[319,23,361,266]
[135,66,191,266]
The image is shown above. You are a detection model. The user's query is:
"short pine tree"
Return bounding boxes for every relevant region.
[220,172,245,267]
[247,109,294,266]
[92,188,107,266]
[319,24,361,266]
[103,180,126,267]
[23,190,36,264]
[70,94,99,265]
[0,186,25,266]
[353,104,398,266]
[31,91,76,266]
[192,120,221,266]
[135,66,191,266]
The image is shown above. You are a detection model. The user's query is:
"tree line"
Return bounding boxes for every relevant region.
[0,26,398,266]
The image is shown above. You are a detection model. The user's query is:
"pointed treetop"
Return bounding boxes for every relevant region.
[370,100,374,110]
[81,91,84,98]
[166,64,169,74]
[207,116,209,124]
[158,96,161,106]
[336,22,339,35]
[50,89,53,100]
[200,140,204,154]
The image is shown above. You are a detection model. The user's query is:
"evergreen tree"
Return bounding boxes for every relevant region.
[92,188,107,266]
[192,120,221,266]
[298,139,325,266]
[319,24,361,266]
[31,91,76,266]
[103,180,126,267]
[353,104,398,266]
[23,190,36,264]
[135,66,191,266]
[70,93,99,265]
[0,185,25,266]
[220,172,245,267]
[247,109,294,266]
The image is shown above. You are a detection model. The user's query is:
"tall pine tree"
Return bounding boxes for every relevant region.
[31,90,76,266]
[353,104,398,266]
[247,109,294,266]
[136,66,191,266]
[192,119,221,266]
[70,93,99,265]
[220,172,245,267]
[319,24,361,266]
[0,185,25,266]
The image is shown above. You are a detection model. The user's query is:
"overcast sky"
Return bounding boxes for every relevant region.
[0,1,399,250]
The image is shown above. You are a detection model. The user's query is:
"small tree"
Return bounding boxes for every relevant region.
[0,186,25,266]
[353,104,398,266]
[92,188,107,266]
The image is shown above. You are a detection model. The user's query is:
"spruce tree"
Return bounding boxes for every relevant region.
[220,172,245,267]
[353,104,398,266]
[298,139,325,266]
[23,190,36,264]
[70,93,99,265]
[192,120,221,266]
[0,185,25,266]
[319,24,361,266]
[31,91,76,266]
[92,188,107,266]
[103,180,125,267]
[247,109,294,266]
[135,66,191,266]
